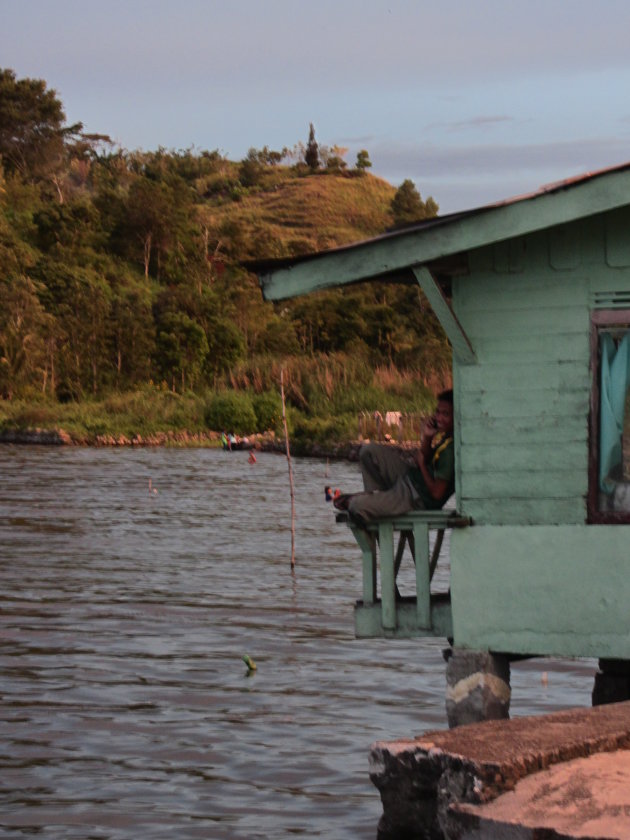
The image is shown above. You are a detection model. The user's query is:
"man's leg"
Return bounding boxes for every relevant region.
[348,475,416,522]
[359,444,412,492]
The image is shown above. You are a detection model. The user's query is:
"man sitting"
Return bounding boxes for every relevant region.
[335,390,454,525]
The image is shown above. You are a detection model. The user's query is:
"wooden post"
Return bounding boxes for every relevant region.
[280,369,296,569]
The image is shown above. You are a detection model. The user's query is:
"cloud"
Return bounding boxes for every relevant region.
[373,136,630,179]
[428,115,515,133]
[371,135,630,212]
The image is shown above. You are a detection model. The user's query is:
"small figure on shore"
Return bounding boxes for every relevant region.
[221,431,230,451]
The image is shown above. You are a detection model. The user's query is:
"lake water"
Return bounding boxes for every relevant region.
[0,446,597,839]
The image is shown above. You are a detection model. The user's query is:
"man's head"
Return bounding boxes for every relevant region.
[435,389,454,435]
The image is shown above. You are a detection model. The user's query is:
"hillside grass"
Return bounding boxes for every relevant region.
[202,170,396,260]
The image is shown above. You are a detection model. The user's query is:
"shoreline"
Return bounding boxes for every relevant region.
[0,426,370,460]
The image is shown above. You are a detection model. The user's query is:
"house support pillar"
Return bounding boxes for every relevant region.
[444,648,511,728]
[593,659,630,706]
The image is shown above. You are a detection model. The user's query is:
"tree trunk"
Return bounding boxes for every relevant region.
[143,233,152,278]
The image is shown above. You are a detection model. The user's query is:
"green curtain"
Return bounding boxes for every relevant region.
[599,332,630,493]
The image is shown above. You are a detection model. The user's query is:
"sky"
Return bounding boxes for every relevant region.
[3,0,630,214]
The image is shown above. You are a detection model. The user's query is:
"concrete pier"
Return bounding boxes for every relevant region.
[369,701,630,839]
[444,649,511,728]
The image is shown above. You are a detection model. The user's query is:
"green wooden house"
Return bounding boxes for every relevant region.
[253,163,630,713]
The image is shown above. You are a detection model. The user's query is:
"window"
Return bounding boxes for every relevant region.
[589,311,630,522]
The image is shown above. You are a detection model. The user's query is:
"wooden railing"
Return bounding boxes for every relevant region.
[337,510,472,638]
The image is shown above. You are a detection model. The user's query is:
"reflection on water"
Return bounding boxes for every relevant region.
[0,446,596,839]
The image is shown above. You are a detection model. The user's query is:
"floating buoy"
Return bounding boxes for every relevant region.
[242,654,257,672]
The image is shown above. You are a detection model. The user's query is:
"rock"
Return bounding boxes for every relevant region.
[444,649,511,729]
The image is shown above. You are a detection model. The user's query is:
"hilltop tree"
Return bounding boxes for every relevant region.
[304,123,320,171]
[355,149,372,175]
[391,179,439,227]
[0,68,82,182]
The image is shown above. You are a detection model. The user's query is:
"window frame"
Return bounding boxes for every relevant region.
[588,309,630,524]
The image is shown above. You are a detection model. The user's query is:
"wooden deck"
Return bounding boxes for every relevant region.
[337,510,471,639]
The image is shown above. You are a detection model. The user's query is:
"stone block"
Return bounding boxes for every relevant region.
[445,649,511,729]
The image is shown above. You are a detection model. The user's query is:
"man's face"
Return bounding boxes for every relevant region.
[435,400,454,434]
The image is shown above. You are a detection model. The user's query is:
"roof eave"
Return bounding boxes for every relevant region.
[258,164,630,302]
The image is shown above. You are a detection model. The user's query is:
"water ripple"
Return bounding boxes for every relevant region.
[0,446,596,839]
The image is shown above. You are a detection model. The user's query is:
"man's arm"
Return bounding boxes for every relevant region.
[416,454,450,501]
[414,418,450,501]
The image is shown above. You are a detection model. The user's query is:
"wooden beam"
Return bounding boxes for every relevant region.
[413,266,477,365]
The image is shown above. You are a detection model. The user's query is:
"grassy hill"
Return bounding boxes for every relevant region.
[199,166,397,261]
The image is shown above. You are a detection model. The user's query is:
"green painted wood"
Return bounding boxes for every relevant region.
[460,417,586,445]
[458,389,589,419]
[450,525,630,658]
[492,238,525,273]
[354,597,453,639]
[605,208,630,267]
[378,521,396,630]
[459,441,587,474]
[460,361,588,392]
[590,267,630,292]
[549,224,581,270]
[260,166,630,301]
[343,511,467,636]
[461,470,587,499]
[459,305,587,337]
[353,528,377,604]
[458,334,588,363]
[459,498,585,525]
[412,267,477,364]
[413,521,431,627]
[456,278,588,312]
[343,510,469,529]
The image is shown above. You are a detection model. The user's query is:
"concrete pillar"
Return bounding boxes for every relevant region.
[592,658,630,706]
[444,648,511,729]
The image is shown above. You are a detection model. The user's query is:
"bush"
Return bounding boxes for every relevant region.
[252,390,282,433]
[205,391,257,435]
[289,411,356,449]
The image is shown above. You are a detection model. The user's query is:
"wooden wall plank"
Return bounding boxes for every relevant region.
[468,333,588,362]
[458,388,589,419]
[460,498,585,524]
[457,279,588,312]
[461,416,586,445]
[461,470,587,498]
[460,441,586,473]
[460,361,588,392]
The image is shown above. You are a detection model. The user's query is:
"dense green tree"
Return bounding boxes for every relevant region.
[355,149,372,175]
[239,148,265,188]
[391,179,439,227]
[108,271,155,388]
[0,68,65,174]
[0,66,450,416]
[116,174,195,280]
[0,68,84,186]
[304,123,320,171]
[156,311,209,391]
[0,274,50,398]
